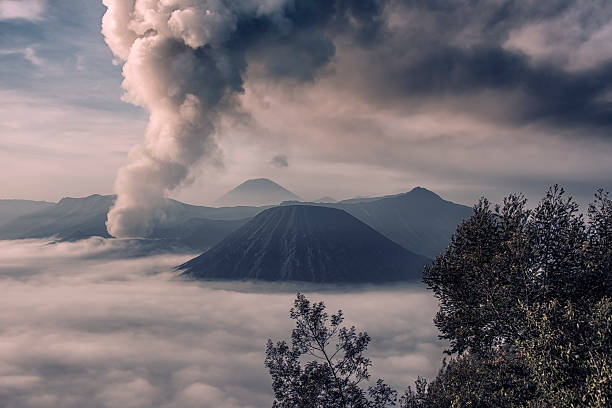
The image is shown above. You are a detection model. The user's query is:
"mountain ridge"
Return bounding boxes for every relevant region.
[0,187,472,258]
[280,187,472,257]
[0,194,260,249]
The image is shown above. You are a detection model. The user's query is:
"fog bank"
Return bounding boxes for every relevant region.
[0,239,443,407]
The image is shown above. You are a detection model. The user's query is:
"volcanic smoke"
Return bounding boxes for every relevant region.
[101,0,250,237]
[102,0,384,237]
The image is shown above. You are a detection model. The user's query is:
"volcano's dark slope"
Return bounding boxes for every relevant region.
[179,205,430,282]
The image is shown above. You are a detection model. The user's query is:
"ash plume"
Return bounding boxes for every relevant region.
[101,0,386,237]
[101,0,243,237]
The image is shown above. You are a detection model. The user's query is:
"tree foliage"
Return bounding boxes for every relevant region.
[517,297,611,407]
[265,293,397,408]
[266,186,611,408]
[411,186,611,407]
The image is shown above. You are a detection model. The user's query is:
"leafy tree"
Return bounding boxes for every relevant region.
[584,189,612,302]
[422,192,534,355]
[265,293,397,408]
[516,297,611,407]
[265,187,611,407]
[414,186,611,407]
[401,353,534,408]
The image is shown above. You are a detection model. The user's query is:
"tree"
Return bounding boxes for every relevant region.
[265,187,611,407]
[516,297,611,407]
[414,186,611,407]
[265,293,397,408]
[422,186,605,354]
[422,193,534,355]
[584,189,612,302]
[401,353,534,408]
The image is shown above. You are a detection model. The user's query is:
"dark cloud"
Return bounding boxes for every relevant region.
[316,0,612,132]
[270,154,289,168]
[245,1,608,129]
[221,0,388,83]
[193,0,612,137]
[387,46,612,128]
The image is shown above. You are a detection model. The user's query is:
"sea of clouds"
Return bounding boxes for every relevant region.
[0,238,444,408]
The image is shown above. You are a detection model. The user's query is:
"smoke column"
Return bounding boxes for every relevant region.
[101,0,384,237]
[101,0,247,237]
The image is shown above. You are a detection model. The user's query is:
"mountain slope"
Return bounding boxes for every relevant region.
[0,195,260,250]
[0,199,54,225]
[0,187,471,258]
[179,205,430,282]
[282,187,472,258]
[215,178,300,206]
[335,188,471,258]
[0,195,115,239]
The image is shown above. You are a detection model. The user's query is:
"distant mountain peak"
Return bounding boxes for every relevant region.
[215,178,300,207]
[0,199,55,226]
[410,186,436,194]
[407,187,442,200]
[242,178,278,185]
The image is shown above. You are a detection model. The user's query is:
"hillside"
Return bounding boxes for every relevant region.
[179,205,430,282]
[0,187,471,258]
[335,188,472,258]
[0,194,115,239]
[282,188,471,258]
[0,199,54,225]
[0,194,259,250]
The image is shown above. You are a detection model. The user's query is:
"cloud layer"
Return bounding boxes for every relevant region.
[0,239,443,408]
[1,0,610,208]
[0,0,46,21]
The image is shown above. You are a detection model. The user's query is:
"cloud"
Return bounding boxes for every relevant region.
[0,0,45,21]
[270,154,289,168]
[199,0,612,206]
[0,47,42,66]
[1,0,611,211]
[307,0,612,132]
[0,239,444,407]
[504,1,612,71]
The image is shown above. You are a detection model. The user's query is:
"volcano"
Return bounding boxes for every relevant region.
[178,205,429,282]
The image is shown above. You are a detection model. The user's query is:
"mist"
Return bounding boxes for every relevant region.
[0,239,443,408]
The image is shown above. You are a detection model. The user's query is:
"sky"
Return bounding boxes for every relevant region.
[0,0,611,208]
